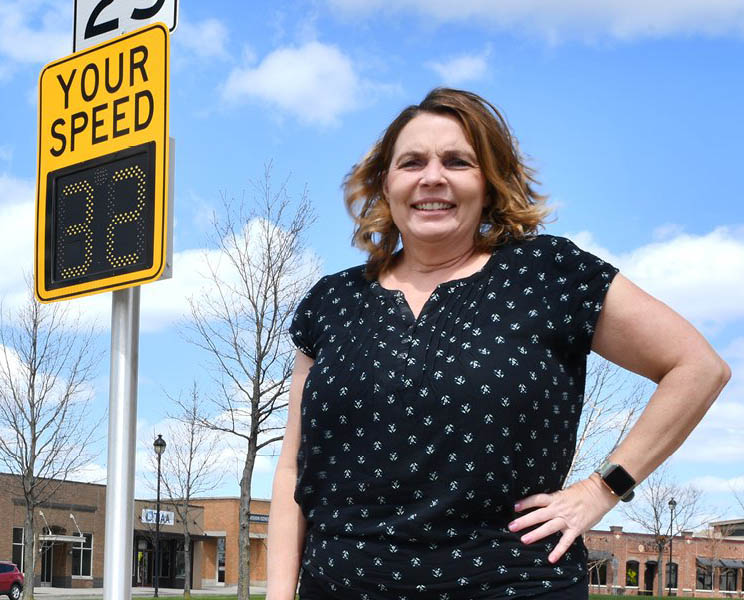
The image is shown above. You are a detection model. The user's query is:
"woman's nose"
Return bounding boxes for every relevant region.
[420,160,445,185]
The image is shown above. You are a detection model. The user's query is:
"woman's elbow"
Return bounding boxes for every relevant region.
[696,352,731,402]
[716,357,732,389]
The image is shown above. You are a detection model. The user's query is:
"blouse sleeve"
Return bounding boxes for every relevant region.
[289,276,327,359]
[546,236,619,355]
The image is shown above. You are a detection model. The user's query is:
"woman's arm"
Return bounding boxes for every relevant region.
[266,350,314,599]
[509,273,731,562]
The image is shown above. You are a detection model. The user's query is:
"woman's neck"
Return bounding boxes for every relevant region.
[382,241,491,289]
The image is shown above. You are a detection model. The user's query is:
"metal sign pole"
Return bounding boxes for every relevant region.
[103,287,140,600]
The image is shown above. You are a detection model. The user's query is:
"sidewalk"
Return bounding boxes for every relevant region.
[30,584,256,598]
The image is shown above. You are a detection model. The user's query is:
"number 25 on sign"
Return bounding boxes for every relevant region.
[35,23,169,302]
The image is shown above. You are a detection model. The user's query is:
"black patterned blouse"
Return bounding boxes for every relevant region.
[289,235,619,599]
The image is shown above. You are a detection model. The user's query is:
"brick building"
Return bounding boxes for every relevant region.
[196,497,270,587]
[584,521,744,597]
[0,473,270,589]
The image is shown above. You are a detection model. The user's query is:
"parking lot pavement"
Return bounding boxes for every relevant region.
[30,584,248,598]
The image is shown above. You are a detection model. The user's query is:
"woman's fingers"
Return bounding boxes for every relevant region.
[509,510,548,533]
[548,529,579,564]
[514,493,552,512]
[517,518,565,545]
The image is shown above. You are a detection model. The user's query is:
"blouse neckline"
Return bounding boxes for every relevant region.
[371,246,502,297]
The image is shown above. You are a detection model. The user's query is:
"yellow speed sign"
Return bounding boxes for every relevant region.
[36,22,169,302]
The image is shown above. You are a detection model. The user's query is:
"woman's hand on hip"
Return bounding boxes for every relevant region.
[508,474,619,563]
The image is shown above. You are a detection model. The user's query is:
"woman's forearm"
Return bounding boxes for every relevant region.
[607,356,730,484]
[266,463,307,599]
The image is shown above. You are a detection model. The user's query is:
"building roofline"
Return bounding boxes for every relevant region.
[710,518,744,526]
[0,470,106,490]
[189,496,272,502]
[588,527,744,544]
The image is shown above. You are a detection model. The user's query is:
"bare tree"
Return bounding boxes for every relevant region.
[733,485,744,515]
[622,465,709,597]
[184,164,317,599]
[0,280,101,600]
[151,383,224,599]
[565,355,648,484]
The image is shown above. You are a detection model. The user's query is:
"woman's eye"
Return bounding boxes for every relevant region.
[400,159,422,168]
[447,158,471,167]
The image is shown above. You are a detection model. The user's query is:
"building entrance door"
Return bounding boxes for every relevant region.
[216,537,226,584]
[642,561,657,596]
[136,549,153,586]
[40,544,53,586]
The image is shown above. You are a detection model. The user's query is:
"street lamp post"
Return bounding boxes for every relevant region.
[668,498,677,596]
[153,434,167,598]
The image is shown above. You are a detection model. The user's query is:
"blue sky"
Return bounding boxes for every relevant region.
[1,0,743,531]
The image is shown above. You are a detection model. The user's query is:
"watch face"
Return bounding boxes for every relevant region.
[605,465,635,495]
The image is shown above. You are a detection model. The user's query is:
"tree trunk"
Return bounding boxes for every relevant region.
[183,530,191,600]
[22,510,35,600]
[656,546,664,598]
[238,447,256,600]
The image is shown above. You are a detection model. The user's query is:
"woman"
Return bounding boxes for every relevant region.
[266,88,730,599]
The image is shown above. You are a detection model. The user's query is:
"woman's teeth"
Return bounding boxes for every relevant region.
[414,202,453,211]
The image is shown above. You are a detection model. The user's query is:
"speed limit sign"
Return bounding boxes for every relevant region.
[74,0,178,51]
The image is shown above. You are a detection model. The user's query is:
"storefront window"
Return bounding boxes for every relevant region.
[589,561,607,585]
[665,562,678,589]
[696,565,713,590]
[626,560,639,586]
[176,541,186,579]
[72,533,93,576]
[720,568,738,592]
[160,546,170,578]
[12,528,24,571]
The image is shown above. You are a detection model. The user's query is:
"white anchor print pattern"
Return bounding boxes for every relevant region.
[291,236,617,599]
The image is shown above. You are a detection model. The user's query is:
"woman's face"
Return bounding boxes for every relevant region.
[384,112,486,252]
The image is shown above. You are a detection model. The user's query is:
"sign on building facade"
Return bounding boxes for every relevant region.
[141,508,175,526]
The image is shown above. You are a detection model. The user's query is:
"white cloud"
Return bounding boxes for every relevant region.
[426,47,490,86]
[327,0,744,42]
[68,462,108,484]
[175,18,230,61]
[688,474,744,494]
[0,174,35,293]
[674,401,744,463]
[221,41,367,126]
[722,337,744,363]
[569,227,744,333]
[0,0,70,69]
[652,223,686,241]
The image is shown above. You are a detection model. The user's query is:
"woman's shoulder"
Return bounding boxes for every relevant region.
[504,234,607,261]
[494,234,616,278]
[302,263,369,301]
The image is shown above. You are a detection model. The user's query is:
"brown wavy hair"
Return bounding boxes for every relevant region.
[344,87,550,279]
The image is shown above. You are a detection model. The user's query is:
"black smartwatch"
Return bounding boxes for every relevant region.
[595,461,636,502]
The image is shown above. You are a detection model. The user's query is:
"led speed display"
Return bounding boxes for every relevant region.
[45,142,155,290]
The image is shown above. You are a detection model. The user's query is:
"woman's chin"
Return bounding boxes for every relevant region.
[402,226,472,248]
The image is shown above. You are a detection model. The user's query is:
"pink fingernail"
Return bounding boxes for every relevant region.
[514,502,521,511]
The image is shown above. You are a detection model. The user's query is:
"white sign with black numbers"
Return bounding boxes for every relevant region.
[74,0,178,51]
[141,508,175,526]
